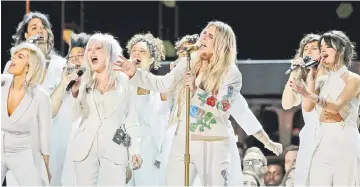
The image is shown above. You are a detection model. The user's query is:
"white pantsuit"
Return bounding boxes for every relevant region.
[1,74,52,186]
[308,66,360,186]
[70,74,140,186]
[3,53,66,186]
[129,53,243,186]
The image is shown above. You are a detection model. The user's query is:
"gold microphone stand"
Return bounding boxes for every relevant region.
[184,51,191,186]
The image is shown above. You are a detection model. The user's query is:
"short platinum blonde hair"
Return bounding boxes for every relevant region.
[10,42,45,88]
[82,33,123,90]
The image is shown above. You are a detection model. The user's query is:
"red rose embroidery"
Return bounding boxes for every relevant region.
[206,96,217,107]
[222,100,231,111]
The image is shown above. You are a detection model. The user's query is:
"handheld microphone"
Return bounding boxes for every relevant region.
[285,56,311,75]
[27,34,42,44]
[301,59,320,69]
[66,67,86,92]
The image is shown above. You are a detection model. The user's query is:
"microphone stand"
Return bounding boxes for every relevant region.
[184,51,191,186]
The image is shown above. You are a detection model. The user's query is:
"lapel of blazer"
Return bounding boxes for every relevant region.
[102,89,126,120]
[1,76,12,125]
[10,88,35,124]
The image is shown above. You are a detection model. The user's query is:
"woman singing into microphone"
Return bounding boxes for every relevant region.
[1,42,51,185]
[115,21,243,186]
[281,33,328,185]
[291,30,360,185]
[70,33,142,186]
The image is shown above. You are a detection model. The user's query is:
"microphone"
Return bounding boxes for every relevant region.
[27,34,42,44]
[300,56,324,69]
[181,44,203,52]
[66,67,86,92]
[285,56,311,75]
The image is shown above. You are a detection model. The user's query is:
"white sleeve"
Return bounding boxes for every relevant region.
[230,93,263,135]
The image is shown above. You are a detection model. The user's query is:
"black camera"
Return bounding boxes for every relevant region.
[112,127,132,148]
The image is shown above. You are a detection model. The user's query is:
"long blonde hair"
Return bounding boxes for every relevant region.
[81,33,123,92]
[193,21,237,92]
[171,21,237,116]
[10,42,45,88]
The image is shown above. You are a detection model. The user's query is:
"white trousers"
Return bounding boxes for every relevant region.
[1,134,42,186]
[295,124,316,186]
[74,133,127,186]
[128,135,159,186]
[166,134,230,186]
[309,123,359,186]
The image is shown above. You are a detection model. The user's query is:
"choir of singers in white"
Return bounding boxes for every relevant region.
[1,11,359,186]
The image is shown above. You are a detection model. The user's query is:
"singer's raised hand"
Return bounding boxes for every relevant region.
[291,57,305,66]
[289,78,309,98]
[113,56,137,78]
[61,65,79,85]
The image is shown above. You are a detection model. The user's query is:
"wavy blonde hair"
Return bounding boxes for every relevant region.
[10,42,45,88]
[81,33,123,92]
[193,21,237,92]
[171,21,237,116]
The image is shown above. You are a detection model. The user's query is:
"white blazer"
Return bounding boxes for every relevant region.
[1,74,52,185]
[70,73,140,165]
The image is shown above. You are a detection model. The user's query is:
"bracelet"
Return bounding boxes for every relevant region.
[316,96,327,108]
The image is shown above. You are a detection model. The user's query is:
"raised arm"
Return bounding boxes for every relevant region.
[303,73,360,114]
[282,72,302,110]
[115,52,200,93]
[50,67,78,118]
[191,65,242,118]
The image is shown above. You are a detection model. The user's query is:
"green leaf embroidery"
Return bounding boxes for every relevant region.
[204,112,213,122]
[189,112,216,133]
[197,92,209,106]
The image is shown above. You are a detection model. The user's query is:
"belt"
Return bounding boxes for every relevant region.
[1,128,30,135]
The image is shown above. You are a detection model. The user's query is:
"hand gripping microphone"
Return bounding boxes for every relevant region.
[285,56,312,75]
[66,67,86,92]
